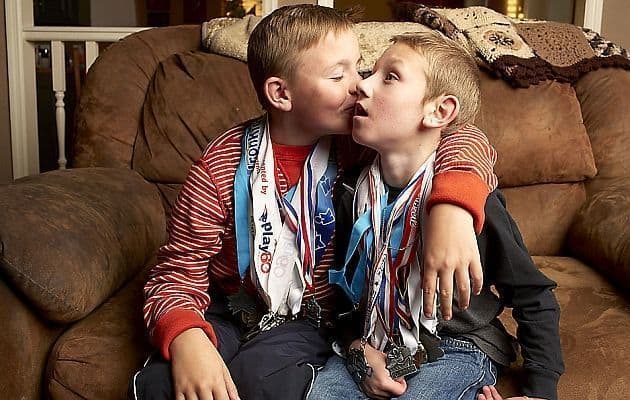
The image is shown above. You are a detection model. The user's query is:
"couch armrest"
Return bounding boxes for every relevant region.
[0,168,166,323]
[567,178,630,292]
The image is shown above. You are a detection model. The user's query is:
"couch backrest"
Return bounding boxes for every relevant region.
[74,25,202,168]
[74,24,630,257]
[475,75,597,256]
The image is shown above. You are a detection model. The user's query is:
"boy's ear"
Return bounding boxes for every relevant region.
[423,95,460,129]
[263,76,292,112]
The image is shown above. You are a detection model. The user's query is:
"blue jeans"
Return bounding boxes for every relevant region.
[308,337,497,400]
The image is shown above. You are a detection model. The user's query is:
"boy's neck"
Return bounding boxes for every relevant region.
[267,111,320,146]
[379,130,441,188]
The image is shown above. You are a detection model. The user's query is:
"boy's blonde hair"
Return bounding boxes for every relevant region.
[247,4,355,108]
[393,31,481,134]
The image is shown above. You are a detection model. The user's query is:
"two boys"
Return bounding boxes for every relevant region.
[131,5,499,400]
[315,31,563,400]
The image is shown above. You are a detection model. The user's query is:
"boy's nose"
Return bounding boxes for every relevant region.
[349,71,362,96]
[356,78,370,98]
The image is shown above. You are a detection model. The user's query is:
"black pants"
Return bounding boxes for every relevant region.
[129,302,331,400]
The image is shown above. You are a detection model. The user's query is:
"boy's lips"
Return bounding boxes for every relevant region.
[354,103,368,117]
[343,105,356,114]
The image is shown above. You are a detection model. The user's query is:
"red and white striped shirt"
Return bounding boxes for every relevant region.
[143,119,497,359]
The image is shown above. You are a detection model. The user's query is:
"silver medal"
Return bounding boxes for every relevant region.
[346,346,373,385]
[227,286,260,328]
[258,311,286,331]
[385,344,419,379]
[242,311,287,341]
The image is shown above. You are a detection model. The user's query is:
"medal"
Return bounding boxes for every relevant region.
[345,154,445,368]
[242,311,288,341]
[234,118,337,318]
[258,311,286,332]
[303,297,322,329]
[385,344,419,379]
[227,286,260,328]
[346,345,373,385]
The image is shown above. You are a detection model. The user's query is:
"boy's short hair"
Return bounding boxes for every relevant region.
[247,4,355,108]
[393,31,481,134]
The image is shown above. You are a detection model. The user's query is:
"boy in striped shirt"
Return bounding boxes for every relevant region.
[130,5,499,400]
[317,31,562,400]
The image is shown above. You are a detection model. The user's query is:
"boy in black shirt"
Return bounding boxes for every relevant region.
[312,31,564,400]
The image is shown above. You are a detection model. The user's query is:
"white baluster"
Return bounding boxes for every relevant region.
[5,0,40,177]
[51,40,67,169]
[85,41,99,71]
[584,0,603,32]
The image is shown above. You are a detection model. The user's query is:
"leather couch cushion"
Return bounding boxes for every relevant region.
[496,256,630,399]
[75,25,202,169]
[46,266,152,400]
[0,168,165,323]
[131,50,598,202]
[535,257,630,399]
[568,177,630,291]
[575,68,630,192]
[476,75,597,187]
[46,256,630,400]
[133,51,262,187]
[501,183,586,256]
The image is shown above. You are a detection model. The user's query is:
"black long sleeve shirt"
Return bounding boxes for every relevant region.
[334,183,564,400]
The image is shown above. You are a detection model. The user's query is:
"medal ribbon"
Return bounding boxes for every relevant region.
[335,154,438,353]
[234,116,336,315]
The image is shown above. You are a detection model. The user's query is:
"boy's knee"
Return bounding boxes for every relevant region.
[128,362,173,400]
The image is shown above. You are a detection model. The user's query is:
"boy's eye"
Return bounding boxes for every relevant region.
[385,72,399,81]
[331,74,344,81]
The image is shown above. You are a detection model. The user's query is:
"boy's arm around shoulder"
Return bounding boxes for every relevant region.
[480,191,564,400]
[143,159,228,360]
[429,124,498,232]
[421,124,498,319]
[335,124,498,229]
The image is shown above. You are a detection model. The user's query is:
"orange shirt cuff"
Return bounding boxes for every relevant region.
[152,308,218,360]
[427,171,489,233]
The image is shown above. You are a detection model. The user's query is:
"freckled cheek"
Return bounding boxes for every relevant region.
[373,98,397,124]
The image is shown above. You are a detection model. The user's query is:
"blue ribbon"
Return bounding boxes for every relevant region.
[234,119,337,280]
[329,188,406,305]
[234,119,264,279]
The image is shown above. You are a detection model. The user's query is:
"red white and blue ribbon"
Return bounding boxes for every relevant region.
[234,116,336,316]
[340,154,438,353]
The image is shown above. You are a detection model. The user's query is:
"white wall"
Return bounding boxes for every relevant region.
[90,0,137,27]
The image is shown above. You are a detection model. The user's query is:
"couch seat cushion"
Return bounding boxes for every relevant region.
[497,256,630,399]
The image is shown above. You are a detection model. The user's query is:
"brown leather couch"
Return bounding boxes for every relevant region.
[1,21,629,400]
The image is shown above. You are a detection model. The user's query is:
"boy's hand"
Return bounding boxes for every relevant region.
[477,385,503,400]
[349,340,407,400]
[170,328,240,400]
[477,385,547,400]
[422,203,483,320]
